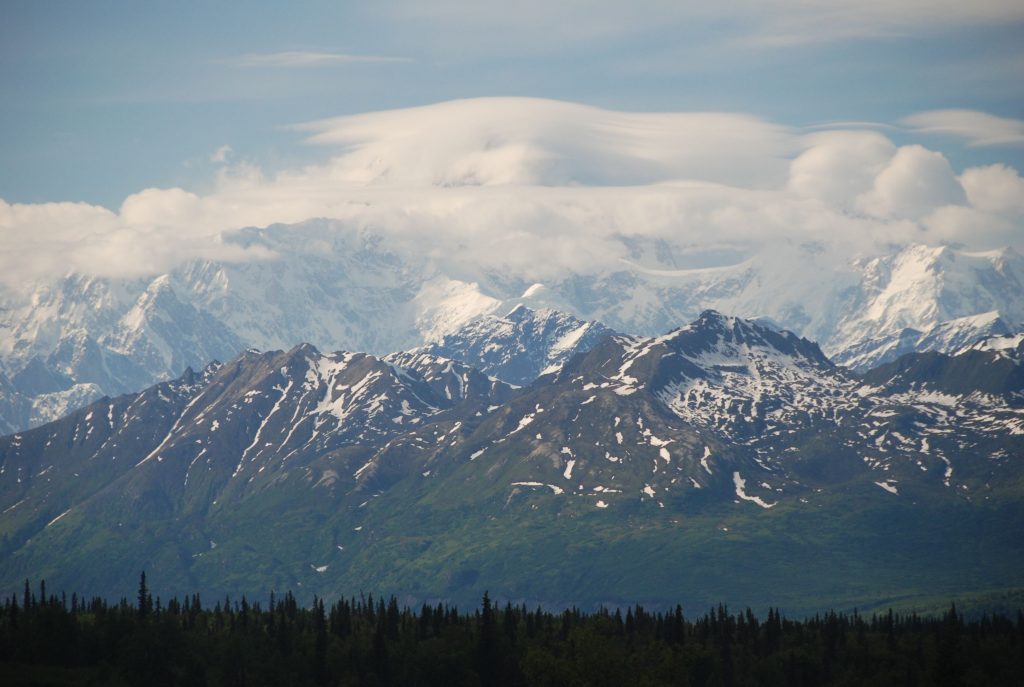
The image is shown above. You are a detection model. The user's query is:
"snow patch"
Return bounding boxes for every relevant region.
[46,508,71,527]
[732,472,776,509]
[563,459,576,480]
[511,481,564,495]
[875,480,899,495]
[700,446,713,474]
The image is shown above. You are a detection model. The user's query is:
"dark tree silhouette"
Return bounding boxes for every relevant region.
[0,577,1021,686]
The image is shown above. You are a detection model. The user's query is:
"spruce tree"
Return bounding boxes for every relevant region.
[137,571,150,618]
[479,591,497,686]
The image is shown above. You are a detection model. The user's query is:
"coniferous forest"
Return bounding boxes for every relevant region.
[0,576,1022,686]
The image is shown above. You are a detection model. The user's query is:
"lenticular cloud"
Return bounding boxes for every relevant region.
[295,97,797,189]
[0,97,1020,288]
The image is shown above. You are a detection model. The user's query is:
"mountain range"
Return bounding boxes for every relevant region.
[1,309,1021,615]
[1,221,1022,435]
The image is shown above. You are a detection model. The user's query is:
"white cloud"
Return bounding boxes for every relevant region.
[209,145,233,164]
[234,51,411,67]
[788,131,896,210]
[858,145,967,219]
[0,98,1020,290]
[903,109,1024,147]
[121,188,202,226]
[960,164,1024,216]
[0,191,274,287]
[294,97,797,189]
[923,205,1021,250]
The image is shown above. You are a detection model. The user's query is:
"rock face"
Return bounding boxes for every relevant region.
[1,312,1021,614]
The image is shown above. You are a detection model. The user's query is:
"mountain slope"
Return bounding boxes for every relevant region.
[0,344,510,565]
[861,332,1024,399]
[1,312,1021,613]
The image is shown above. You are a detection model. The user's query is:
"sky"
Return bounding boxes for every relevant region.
[1,1,1023,285]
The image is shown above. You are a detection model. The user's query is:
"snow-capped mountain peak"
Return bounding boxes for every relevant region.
[0,222,1021,432]
[833,244,1024,368]
[663,309,834,368]
[416,304,615,386]
[556,312,847,443]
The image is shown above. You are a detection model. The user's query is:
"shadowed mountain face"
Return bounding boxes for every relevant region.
[0,312,1022,615]
[861,334,1024,398]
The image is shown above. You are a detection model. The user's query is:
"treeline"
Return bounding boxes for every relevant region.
[1,576,1023,686]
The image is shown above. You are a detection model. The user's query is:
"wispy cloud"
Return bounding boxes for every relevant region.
[233,50,411,68]
[804,121,897,131]
[379,1,1024,52]
[903,109,1024,147]
[209,145,233,164]
[735,0,1024,47]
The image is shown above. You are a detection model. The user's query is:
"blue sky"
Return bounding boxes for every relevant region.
[3,1,1023,208]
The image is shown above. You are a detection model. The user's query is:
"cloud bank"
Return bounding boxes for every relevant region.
[1,98,1021,290]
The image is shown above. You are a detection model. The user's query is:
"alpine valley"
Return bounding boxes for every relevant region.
[1,304,1022,616]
